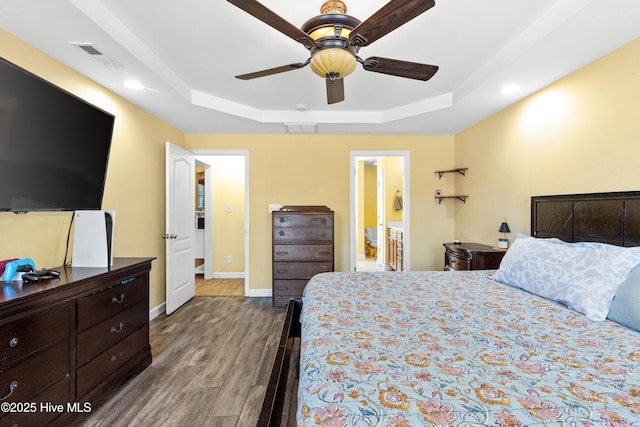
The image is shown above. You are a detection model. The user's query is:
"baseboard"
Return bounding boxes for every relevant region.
[149,302,166,320]
[249,288,273,297]
[212,272,245,279]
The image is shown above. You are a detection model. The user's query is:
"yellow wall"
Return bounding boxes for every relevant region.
[0,29,184,310]
[364,166,377,228]
[455,37,640,245]
[209,155,246,273]
[185,135,456,291]
[383,156,404,224]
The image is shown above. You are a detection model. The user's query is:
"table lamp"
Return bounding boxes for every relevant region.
[498,220,511,249]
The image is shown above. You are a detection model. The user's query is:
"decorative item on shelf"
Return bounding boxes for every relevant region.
[498,219,511,249]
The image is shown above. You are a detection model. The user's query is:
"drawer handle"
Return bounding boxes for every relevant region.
[275,251,289,255]
[1,381,17,401]
[112,293,126,304]
[110,355,117,363]
[279,217,285,223]
[279,231,285,236]
[276,269,288,273]
[9,337,18,348]
[111,322,125,334]
[120,277,135,285]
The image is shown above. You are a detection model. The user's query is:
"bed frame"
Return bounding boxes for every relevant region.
[531,190,640,246]
[258,190,640,426]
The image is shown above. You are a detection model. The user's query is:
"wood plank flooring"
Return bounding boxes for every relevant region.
[196,277,244,296]
[72,296,285,427]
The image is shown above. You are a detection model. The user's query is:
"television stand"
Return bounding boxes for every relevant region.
[0,257,154,426]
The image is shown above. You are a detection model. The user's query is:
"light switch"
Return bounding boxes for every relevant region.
[226,204,232,213]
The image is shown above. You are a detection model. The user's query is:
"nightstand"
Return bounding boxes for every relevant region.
[443,242,506,271]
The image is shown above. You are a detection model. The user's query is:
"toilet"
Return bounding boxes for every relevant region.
[364,228,377,258]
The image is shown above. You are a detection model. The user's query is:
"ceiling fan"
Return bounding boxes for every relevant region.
[227,0,439,104]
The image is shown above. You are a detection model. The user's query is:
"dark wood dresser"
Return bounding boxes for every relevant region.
[272,206,334,307]
[443,242,505,271]
[0,257,153,427]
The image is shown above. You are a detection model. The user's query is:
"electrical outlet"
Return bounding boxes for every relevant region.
[268,203,281,213]
[226,256,232,264]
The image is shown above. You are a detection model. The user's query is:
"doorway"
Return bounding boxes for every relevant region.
[192,150,249,296]
[350,151,410,272]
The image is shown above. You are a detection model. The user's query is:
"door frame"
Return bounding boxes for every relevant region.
[350,151,410,272]
[192,150,250,296]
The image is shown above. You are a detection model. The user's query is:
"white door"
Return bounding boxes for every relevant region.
[165,142,195,314]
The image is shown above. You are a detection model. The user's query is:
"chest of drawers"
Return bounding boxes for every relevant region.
[272,206,334,306]
[0,257,153,427]
[443,242,505,271]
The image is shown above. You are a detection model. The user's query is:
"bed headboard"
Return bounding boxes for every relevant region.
[531,191,640,247]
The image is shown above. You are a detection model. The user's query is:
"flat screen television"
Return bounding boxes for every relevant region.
[0,56,114,213]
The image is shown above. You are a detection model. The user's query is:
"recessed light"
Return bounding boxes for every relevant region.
[123,80,144,90]
[500,83,520,95]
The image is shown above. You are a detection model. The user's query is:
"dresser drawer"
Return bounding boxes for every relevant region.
[273,213,333,228]
[76,326,148,399]
[273,245,333,261]
[77,301,147,366]
[273,262,333,280]
[273,228,333,242]
[0,375,70,426]
[445,253,471,270]
[273,280,308,297]
[77,275,147,331]
[0,340,69,406]
[0,304,70,369]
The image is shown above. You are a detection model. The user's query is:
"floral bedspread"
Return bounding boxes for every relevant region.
[298,271,640,426]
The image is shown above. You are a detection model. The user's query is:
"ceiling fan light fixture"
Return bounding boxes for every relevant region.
[310,47,357,78]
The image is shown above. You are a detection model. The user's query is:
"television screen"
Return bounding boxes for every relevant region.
[0,56,114,213]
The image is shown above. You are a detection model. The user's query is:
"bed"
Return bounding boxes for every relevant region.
[259,191,640,426]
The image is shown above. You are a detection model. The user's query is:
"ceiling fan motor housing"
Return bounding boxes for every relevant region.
[302,13,361,79]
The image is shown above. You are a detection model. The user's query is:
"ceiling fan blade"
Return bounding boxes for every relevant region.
[235,62,308,80]
[350,0,435,47]
[326,78,345,104]
[227,0,314,49]
[362,57,438,81]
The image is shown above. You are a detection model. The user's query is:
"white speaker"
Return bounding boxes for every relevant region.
[72,210,115,267]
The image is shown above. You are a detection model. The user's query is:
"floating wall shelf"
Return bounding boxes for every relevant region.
[435,168,468,179]
[435,195,468,204]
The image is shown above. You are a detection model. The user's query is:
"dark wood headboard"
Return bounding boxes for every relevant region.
[531,191,640,247]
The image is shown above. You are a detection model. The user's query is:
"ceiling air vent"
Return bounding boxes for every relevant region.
[284,123,317,134]
[69,42,122,67]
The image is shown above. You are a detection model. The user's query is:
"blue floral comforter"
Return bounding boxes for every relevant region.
[298,271,640,426]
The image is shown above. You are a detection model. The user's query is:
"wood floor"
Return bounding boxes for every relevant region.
[72,296,285,426]
[196,277,244,296]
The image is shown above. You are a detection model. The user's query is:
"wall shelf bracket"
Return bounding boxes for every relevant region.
[436,195,468,204]
[435,168,468,179]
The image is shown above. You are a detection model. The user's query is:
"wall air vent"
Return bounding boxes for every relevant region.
[69,42,122,67]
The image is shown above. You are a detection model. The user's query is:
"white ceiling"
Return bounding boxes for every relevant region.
[1,0,639,135]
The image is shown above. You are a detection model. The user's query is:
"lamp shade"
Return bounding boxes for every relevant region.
[498,222,511,233]
[310,48,357,78]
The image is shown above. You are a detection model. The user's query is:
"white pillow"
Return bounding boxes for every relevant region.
[492,235,640,321]
[608,265,640,332]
